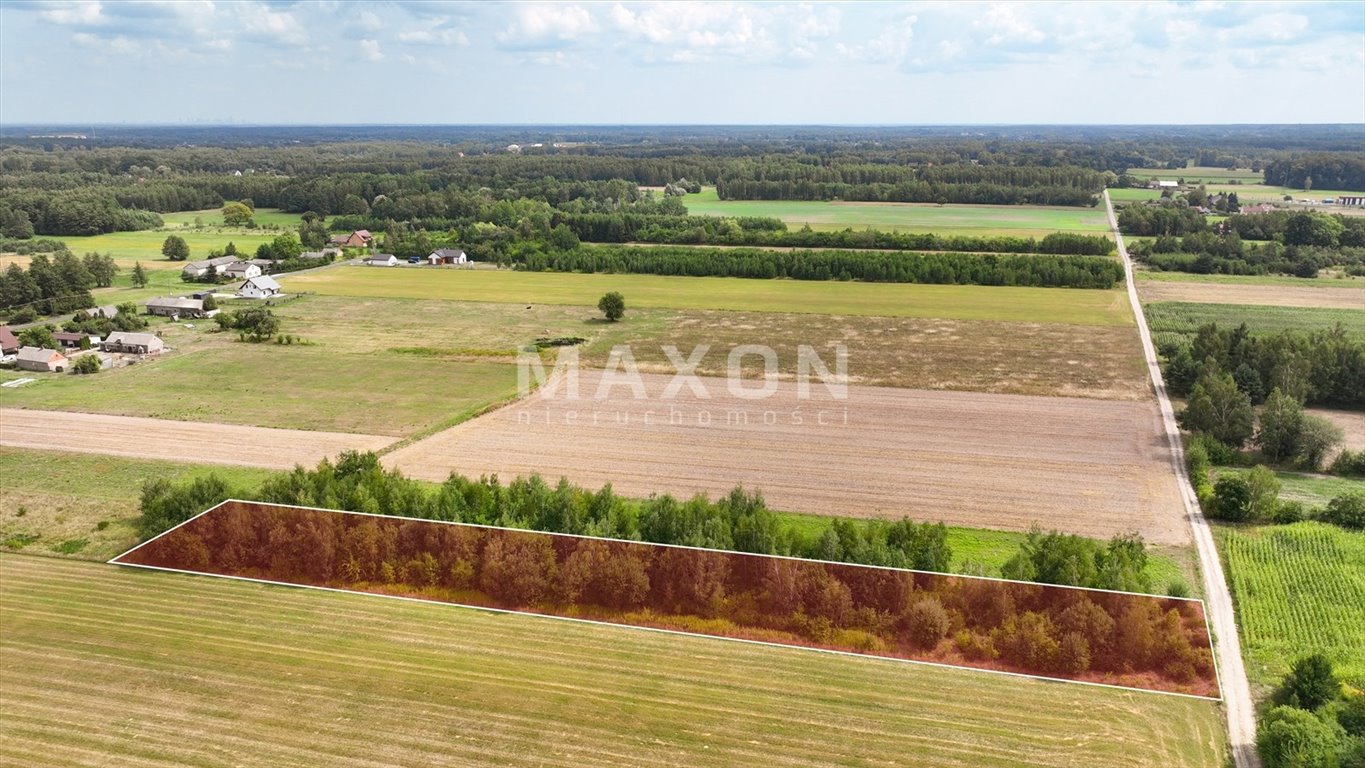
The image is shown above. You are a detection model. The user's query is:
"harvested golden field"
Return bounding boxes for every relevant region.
[0,555,1226,768]
[0,408,395,469]
[386,373,1188,544]
[1137,280,1365,310]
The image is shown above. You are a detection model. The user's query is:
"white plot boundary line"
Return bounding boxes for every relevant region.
[111,499,1223,702]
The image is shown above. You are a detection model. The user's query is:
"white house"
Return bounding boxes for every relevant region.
[237,275,283,299]
[365,254,398,267]
[428,248,468,265]
[181,255,240,279]
[223,261,263,280]
[103,332,165,355]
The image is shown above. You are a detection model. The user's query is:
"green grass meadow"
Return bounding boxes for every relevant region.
[680,188,1112,238]
[1145,301,1365,340]
[284,266,1136,326]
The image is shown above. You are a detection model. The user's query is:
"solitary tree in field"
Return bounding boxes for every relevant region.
[598,291,625,322]
[161,235,190,262]
[221,201,253,227]
[131,261,148,288]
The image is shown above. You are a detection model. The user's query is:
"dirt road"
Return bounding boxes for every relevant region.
[0,408,395,469]
[1106,191,1259,767]
[386,374,1189,545]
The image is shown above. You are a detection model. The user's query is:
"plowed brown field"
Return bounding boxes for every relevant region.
[0,408,394,469]
[386,373,1188,544]
[1137,281,1365,309]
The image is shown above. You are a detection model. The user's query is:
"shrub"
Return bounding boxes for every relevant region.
[71,354,101,375]
[1212,474,1253,522]
[902,597,951,650]
[1167,580,1191,598]
[1257,705,1340,768]
[1323,492,1365,531]
[597,291,625,322]
[1277,654,1340,711]
[1271,500,1308,525]
[953,630,998,661]
[1330,449,1365,478]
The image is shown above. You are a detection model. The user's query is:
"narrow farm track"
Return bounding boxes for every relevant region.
[0,555,1225,768]
[1105,190,1259,768]
[0,408,395,469]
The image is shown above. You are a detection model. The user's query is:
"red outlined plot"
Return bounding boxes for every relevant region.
[113,500,1221,699]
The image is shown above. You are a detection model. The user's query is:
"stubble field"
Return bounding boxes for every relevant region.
[1137,281,1365,310]
[386,372,1189,544]
[0,555,1226,768]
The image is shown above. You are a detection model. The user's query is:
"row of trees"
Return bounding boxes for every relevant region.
[521,245,1126,288]
[138,452,1160,594]
[129,500,1213,691]
[713,163,1107,206]
[1263,153,1365,191]
[558,211,1114,255]
[0,188,162,236]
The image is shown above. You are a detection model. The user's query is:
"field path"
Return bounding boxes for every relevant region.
[1106,191,1259,768]
[0,408,395,469]
[385,375,1189,545]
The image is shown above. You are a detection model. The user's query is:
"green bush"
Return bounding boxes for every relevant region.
[1258,705,1342,768]
[1323,492,1365,531]
[1212,475,1253,522]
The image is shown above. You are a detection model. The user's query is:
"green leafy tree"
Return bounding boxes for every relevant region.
[1280,654,1340,711]
[1257,705,1341,768]
[221,202,253,227]
[71,354,101,374]
[1257,388,1304,462]
[1212,474,1253,522]
[1246,465,1282,522]
[598,291,625,322]
[18,325,55,349]
[1284,212,1344,247]
[131,261,148,288]
[1297,415,1344,471]
[161,235,190,262]
[1180,371,1254,447]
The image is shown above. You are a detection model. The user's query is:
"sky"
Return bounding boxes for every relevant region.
[2,0,1363,125]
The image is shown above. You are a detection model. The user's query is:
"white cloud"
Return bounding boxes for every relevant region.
[837,15,916,64]
[975,4,1046,46]
[398,28,469,46]
[498,3,595,49]
[39,0,103,26]
[359,38,384,61]
[239,5,308,46]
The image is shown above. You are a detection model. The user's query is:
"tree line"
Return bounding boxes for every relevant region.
[126,499,1215,694]
[520,245,1125,289]
[1263,153,1365,191]
[0,250,115,318]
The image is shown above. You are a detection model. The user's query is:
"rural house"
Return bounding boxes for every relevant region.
[52,331,99,349]
[0,326,18,355]
[16,346,68,372]
[332,230,373,248]
[102,332,165,355]
[428,248,469,265]
[223,261,263,280]
[237,275,283,299]
[365,253,398,267]
[146,297,213,319]
[181,255,241,279]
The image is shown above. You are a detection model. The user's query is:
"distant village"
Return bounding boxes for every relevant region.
[0,229,472,379]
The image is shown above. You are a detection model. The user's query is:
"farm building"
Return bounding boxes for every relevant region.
[1154,180,1179,189]
[103,332,165,355]
[237,275,283,299]
[181,256,240,279]
[0,326,18,355]
[331,230,373,248]
[146,297,213,319]
[365,254,398,267]
[16,346,68,372]
[223,261,263,280]
[1338,195,1365,206]
[428,248,469,265]
[81,305,120,320]
[52,331,100,350]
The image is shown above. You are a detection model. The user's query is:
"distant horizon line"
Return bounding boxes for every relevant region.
[3,121,1363,129]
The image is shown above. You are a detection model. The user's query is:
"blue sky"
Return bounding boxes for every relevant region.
[2,1,1363,125]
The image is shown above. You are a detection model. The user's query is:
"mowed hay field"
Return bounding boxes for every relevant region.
[268,296,1149,401]
[283,267,1135,326]
[1217,523,1365,691]
[1137,280,1365,310]
[0,555,1226,768]
[679,188,1113,237]
[387,372,1189,544]
[1146,302,1365,341]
